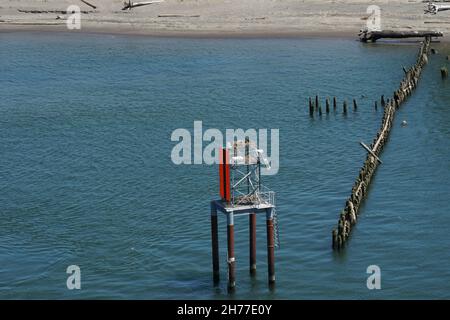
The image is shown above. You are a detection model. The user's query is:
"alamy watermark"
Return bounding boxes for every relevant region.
[66,265,81,290]
[170,121,279,175]
[366,5,381,31]
[65,5,81,30]
[366,265,381,290]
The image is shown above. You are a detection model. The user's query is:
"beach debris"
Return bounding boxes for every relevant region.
[18,9,92,14]
[424,2,450,14]
[401,120,408,127]
[441,66,449,78]
[80,0,97,9]
[122,0,164,11]
[158,14,200,18]
[359,28,443,42]
[332,37,432,250]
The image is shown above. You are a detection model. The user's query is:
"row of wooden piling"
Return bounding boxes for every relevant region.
[309,96,363,116]
[332,36,432,250]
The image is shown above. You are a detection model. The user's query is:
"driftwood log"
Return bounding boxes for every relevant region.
[425,3,450,14]
[122,0,164,10]
[359,29,443,42]
[80,0,97,9]
[18,9,92,14]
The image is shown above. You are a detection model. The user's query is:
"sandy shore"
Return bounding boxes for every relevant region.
[1,0,450,40]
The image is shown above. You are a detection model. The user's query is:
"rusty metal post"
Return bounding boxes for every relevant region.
[227,212,236,290]
[249,213,257,275]
[266,208,275,286]
[210,201,220,285]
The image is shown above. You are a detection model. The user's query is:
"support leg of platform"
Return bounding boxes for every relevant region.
[227,212,236,291]
[210,201,220,285]
[249,212,257,275]
[266,208,275,286]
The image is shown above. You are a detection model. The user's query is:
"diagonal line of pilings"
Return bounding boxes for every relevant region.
[332,37,432,250]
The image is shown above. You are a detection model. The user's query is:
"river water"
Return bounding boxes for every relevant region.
[0,32,449,299]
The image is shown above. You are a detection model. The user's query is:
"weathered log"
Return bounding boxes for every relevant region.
[122,0,164,10]
[359,29,443,42]
[425,3,450,14]
[80,0,97,9]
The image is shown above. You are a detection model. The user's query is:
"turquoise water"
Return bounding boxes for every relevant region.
[0,32,449,299]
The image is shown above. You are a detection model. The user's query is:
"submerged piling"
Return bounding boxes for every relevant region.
[332,37,432,250]
[441,67,449,79]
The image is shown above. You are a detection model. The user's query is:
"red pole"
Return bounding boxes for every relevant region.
[249,213,256,275]
[227,213,236,290]
[210,202,220,285]
[266,209,275,286]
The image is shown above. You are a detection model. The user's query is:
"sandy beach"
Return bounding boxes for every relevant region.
[1,0,449,40]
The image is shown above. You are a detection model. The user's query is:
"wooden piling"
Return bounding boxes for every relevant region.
[375,101,378,110]
[353,99,358,111]
[333,97,337,110]
[343,101,347,114]
[315,95,319,111]
[332,36,432,250]
[441,67,448,79]
[326,98,330,113]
